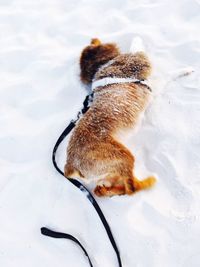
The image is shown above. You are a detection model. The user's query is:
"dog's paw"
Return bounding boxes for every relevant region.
[94,185,109,197]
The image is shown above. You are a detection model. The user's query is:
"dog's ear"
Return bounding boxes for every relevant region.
[80,38,120,84]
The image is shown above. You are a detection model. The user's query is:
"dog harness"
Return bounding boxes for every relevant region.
[92,77,150,91]
[92,56,151,92]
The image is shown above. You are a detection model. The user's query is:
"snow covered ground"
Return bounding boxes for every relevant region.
[1,0,200,266]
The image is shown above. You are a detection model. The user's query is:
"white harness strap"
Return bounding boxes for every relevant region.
[92,77,150,91]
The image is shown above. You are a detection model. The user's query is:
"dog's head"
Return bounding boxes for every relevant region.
[80,38,120,84]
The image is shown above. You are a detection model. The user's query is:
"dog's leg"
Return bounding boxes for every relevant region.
[94,176,126,197]
[64,163,84,178]
[170,67,194,81]
[94,175,156,197]
[94,138,156,197]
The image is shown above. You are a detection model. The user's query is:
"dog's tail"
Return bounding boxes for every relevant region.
[125,176,156,194]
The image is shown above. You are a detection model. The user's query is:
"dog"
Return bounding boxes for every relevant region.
[64,38,156,197]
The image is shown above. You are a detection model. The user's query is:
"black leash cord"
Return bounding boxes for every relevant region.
[41,93,122,267]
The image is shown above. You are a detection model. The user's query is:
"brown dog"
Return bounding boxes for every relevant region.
[64,38,156,197]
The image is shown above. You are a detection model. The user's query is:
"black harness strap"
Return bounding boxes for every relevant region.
[41,93,122,267]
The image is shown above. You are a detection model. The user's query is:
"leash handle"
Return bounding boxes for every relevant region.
[41,227,93,267]
[42,93,122,267]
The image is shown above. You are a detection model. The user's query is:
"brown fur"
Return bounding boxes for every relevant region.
[65,38,156,197]
[80,39,120,84]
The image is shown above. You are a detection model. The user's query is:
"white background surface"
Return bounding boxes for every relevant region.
[1,0,200,266]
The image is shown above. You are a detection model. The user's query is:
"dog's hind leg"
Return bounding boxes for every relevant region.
[94,175,156,197]
[94,175,126,197]
[94,174,156,197]
[64,163,84,178]
[93,138,156,197]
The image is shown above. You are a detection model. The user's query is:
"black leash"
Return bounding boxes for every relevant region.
[41,93,122,267]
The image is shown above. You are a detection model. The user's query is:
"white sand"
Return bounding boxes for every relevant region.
[1,0,200,266]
